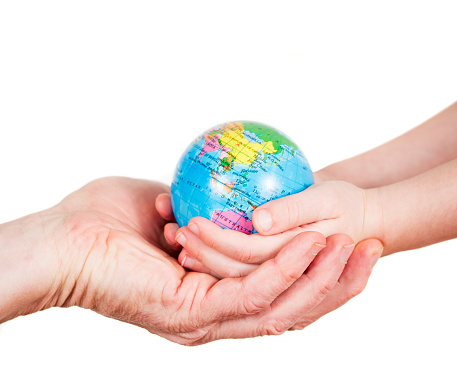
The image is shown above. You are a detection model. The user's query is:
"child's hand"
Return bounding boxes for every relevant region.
[251,180,381,243]
[155,193,316,276]
[174,217,309,277]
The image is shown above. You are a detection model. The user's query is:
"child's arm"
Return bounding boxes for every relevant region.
[317,101,457,188]
[254,158,457,257]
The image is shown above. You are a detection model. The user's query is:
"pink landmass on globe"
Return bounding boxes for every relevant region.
[198,134,222,161]
[212,210,253,235]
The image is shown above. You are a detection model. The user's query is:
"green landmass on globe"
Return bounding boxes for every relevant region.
[171,121,314,234]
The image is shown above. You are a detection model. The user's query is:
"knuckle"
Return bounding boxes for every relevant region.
[207,234,218,249]
[327,192,340,210]
[273,258,300,285]
[345,281,367,300]
[315,279,333,298]
[233,247,254,264]
[239,295,269,315]
[187,241,203,261]
[285,196,301,227]
[261,318,288,336]
[175,329,211,347]
[223,267,243,279]
[207,226,228,249]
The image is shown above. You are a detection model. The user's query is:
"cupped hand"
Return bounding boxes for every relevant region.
[41,177,354,345]
[156,193,383,337]
[155,189,383,337]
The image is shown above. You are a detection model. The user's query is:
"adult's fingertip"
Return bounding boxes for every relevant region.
[353,238,383,270]
[369,246,383,270]
[156,193,175,221]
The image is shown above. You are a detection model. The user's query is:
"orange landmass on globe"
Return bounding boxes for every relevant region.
[211,170,234,195]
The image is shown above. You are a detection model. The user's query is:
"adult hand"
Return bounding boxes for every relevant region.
[156,193,383,337]
[1,177,365,345]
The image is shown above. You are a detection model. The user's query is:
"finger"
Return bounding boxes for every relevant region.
[298,220,340,239]
[164,223,182,251]
[202,234,354,339]
[252,182,338,235]
[290,238,383,330]
[155,193,176,222]
[200,232,326,326]
[186,216,304,264]
[178,249,223,278]
[176,226,259,278]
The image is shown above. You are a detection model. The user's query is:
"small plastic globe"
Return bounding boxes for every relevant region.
[171,121,314,234]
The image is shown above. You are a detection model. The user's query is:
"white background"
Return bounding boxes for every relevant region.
[1,1,457,376]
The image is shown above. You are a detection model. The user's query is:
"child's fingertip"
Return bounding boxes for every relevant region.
[164,224,180,245]
[188,222,199,235]
[181,254,194,270]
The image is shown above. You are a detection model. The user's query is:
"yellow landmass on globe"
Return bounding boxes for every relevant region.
[219,123,277,165]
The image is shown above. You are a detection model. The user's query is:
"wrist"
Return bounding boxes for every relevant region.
[0,209,71,323]
[361,187,384,249]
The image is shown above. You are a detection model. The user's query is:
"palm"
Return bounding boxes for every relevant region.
[58,177,220,342]
[61,176,172,253]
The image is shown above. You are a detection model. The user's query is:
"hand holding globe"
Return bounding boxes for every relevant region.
[170,121,314,234]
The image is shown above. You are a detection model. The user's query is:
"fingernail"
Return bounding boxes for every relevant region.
[369,247,383,270]
[256,209,272,232]
[188,222,199,235]
[181,255,194,269]
[340,244,355,265]
[311,242,326,255]
[175,232,186,246]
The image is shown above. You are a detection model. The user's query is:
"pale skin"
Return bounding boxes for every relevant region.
[161,101,457,277]
[0,177,383,344]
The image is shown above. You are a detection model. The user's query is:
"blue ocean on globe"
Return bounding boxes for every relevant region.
[171,121,314,234]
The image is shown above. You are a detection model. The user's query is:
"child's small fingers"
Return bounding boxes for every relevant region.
[177,250,219,277]
[155,193,176,221]
[187,217,303,264]
[175,226,259,278]
[164,222,182,251]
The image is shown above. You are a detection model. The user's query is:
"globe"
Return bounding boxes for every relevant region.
[171,121,314,234]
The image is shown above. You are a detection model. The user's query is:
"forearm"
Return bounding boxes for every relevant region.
[318,102,457,188]
[367,159,457,256]
[0,211,64,323]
